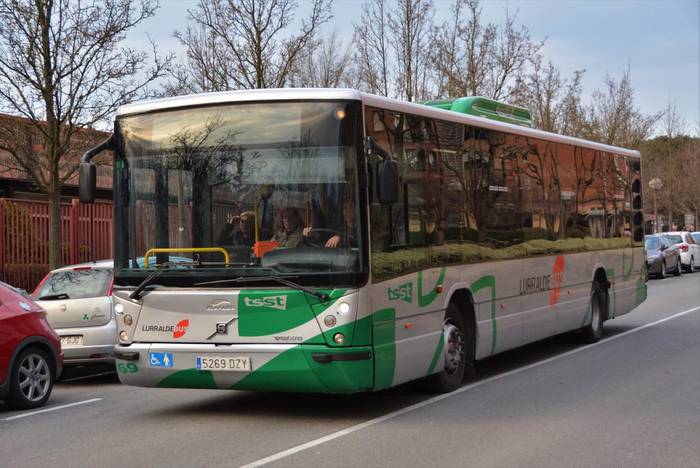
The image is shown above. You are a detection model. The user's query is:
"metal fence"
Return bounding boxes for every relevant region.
[0,198,113,291]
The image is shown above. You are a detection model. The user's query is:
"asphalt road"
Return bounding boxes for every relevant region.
[2,273,699,468]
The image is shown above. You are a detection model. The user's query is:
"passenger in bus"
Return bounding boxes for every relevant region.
[216,211,255,247]
[273,207,305,248]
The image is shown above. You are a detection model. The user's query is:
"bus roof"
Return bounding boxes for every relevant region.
[422,96,533,128]
[116,88,641,159]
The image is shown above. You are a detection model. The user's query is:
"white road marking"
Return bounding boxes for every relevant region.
[3,398,103,421]
[240,304,700,468]
[60,371,116,383]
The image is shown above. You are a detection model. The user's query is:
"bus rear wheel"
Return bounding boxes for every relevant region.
[581,282,606,343]
[425,302,473,393]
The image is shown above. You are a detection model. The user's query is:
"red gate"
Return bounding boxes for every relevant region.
[0,198,113,291]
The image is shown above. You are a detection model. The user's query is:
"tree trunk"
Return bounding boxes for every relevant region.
[48,190,62,270]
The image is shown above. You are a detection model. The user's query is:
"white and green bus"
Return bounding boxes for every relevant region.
[80,89,647,393]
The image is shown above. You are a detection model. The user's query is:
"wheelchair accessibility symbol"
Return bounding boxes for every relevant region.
[149,352,174,368]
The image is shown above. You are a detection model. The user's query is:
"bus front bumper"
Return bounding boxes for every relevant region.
[114,343,374,394]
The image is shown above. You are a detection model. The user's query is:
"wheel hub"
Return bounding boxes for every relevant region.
[443,323,465,374]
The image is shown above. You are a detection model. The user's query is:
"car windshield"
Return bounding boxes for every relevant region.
[644,237,661,250]
[663,234,683,244]
[114,100,364,286]
[34,268,113,300]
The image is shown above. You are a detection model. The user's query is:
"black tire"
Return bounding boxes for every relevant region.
[659,261,667,279]
[673,258,682,276]
[424,302,474,393]
[581,282,606,343]
[7,347,55,409]
[688,257,695,273]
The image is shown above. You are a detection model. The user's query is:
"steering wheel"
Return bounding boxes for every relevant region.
[303,228,351,247]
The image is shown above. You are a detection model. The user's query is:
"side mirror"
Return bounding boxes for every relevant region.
[366,136,398,204]
[79,135,114,204]
[79,161,97,204]
[377,159,399,204]
[365,136,389,160]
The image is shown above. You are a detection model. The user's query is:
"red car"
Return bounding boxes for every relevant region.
[0,281,63,409]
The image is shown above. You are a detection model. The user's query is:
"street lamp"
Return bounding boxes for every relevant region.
[649,177,663,233]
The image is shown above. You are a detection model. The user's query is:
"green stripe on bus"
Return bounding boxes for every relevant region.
[470,275,497,355]
[237,289,346,337]
[157,368,217,389]
[418,268,446,307]
[372,308,396,390]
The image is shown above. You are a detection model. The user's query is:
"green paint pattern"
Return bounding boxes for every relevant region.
[470,275,497,355]
[158,368,217,389]
[372,308,396,390]
[237,289,345,337]
[156,310,383,393]
[417,268,447,307]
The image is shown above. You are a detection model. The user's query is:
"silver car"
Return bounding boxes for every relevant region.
[32,261,115,365]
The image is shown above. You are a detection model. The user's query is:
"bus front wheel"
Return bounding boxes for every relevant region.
[425,302,473,393]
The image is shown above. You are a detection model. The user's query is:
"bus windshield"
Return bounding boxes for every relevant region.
[114,100,364,286]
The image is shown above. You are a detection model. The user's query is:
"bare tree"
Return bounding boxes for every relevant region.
[289,30,356,88]
[0,0,169,269]
[511,54,584,133]
[587,66,660,148]
[660,99,687,139]
[353,0,391,96]
[389,0,434,102]
[431,0,542,101]
[170,0,332,93]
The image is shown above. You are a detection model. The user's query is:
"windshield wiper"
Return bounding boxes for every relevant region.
[129,263,171,300]
[37,293,70,301]
[195,276,330,301]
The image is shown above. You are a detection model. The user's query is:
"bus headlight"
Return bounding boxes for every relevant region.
[119,331,129,341]
[123,314,133,326]
[333,332,345,345]
[114,303,124,314]
[337,302,350,315]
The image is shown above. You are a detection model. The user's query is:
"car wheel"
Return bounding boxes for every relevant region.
[690,257,696,273]
[674,258,682,276]
[7,347,55,409]
[659,261,666,279]
[581,282,606,343]
[424,302,472,393]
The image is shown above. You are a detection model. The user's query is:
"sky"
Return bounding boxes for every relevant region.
[128,0,700,135]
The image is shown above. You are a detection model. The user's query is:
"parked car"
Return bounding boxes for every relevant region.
[692,232,700,244]
[662,232,700,272]
[645,235,682,278]
[0,281,30,298]
[0,281,63,409]
[32,261,116,365]
[31,256,194,366]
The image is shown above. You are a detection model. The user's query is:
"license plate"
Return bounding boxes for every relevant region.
[196,355,251,372]
[61,335,83,347]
